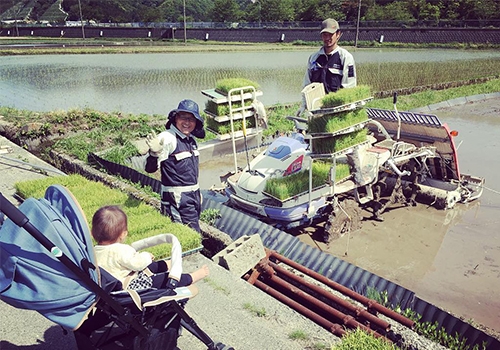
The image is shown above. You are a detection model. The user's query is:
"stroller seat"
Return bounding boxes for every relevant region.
[0,184,232,350]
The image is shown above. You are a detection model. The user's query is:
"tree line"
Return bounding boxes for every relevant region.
[1,0,499,26]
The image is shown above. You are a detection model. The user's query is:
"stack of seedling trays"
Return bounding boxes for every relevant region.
[307,85,373,158]
[261,85,373,203]
[201,78,263,141]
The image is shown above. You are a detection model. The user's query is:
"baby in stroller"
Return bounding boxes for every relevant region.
[0,184,232,350]
[91,205,209,291]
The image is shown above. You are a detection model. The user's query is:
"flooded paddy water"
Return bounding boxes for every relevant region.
[1,48,499,335]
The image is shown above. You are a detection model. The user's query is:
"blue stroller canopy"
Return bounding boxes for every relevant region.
[0,185,98,330]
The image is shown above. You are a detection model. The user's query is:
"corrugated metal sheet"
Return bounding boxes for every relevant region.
[201,191,500,350]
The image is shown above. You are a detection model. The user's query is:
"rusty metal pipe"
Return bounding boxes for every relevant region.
[268,249,415,329]
[248,277,347,337]
[269,261,391,332]
[259,270,385,339]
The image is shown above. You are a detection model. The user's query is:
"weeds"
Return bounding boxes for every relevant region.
[243,302,267,317]
[204,278,231,296]
[332,328,398,350]
[288,330,309,341]
[200,208,221,226]
[368,290,488,350]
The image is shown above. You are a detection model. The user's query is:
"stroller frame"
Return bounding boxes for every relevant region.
[0,185,232,350]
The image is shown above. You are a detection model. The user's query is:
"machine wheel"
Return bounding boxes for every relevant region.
[323,199,362,243]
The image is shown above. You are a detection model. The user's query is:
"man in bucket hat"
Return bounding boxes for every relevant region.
[297,18,357,115]
[145,99,205,232]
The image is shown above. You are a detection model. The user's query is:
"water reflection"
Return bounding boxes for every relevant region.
[1,49,499,115]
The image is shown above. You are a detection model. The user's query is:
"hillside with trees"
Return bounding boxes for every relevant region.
[1,0,499,27]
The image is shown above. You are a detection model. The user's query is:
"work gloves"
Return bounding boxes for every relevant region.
[146,131,163,157]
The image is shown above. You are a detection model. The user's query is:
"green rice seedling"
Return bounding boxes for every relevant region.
[14,174,202,256]
[215,78,260,95]
[325,109,368,133]
[206,117,254,136]
[311,129,367,154]
[205,100,251,116]
[266,181,291,201]
[308,109,368,134]
[358,59,500,93]
[335,129,368,151]
[321,85,372,108]
[264,162,350,200]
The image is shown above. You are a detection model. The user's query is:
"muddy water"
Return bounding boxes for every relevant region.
[199,97,500,333]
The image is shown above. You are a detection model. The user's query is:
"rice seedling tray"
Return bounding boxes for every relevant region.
[309,139,372,158]
[310,97,373,118]
[202,88,263,104]
[206,127,259,141]
[307,120,371,138]
[204,109,255,122]
[262,184,332,204]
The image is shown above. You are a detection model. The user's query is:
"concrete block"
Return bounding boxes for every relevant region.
[212,234,266,277]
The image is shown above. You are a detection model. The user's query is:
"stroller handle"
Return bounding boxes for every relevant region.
[0,193,29,228]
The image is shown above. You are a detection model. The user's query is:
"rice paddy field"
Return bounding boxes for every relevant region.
[0,46,498,115]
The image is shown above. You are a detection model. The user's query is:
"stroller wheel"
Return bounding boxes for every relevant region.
[214,342,234,350]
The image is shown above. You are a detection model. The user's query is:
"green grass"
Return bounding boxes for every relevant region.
[199,208,221,226]
[332,328,397,350]
[242,302,267,317]
[14,174,202,257]
[288,330,309,341]
[366,288,489,350]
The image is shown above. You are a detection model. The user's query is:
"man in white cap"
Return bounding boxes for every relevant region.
[299,18,356,112]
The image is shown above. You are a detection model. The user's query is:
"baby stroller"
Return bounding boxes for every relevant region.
[0,184,232,350]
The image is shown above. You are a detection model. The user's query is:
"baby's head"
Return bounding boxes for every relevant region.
[91,205,128,245]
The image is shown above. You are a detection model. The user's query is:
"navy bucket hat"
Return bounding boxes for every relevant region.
[166,99,205,138]
[168,99,203,125]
